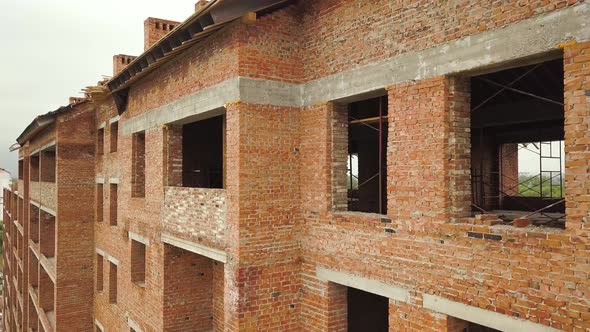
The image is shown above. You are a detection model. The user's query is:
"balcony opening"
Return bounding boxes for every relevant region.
[109,261,118,303]
[347,96,388,214]
[96,184,103,223]
[110,121,119,153]
[28,296,39,331]
[29,249,39,290]
[30,155,40,182]
[40,211,55,259]
[18,160,23,180]
[130,240,146,286]
[131,131,146,197]
[110,184,118,226]
[39,266,55,317]
[347,287,389,332]
[40,149,56,183]
[30,204,40,243]
[180,115,225,188]
[470,58,565,228]
[163,244,224,331]
[96,254,104,292]
[97,127,105,156]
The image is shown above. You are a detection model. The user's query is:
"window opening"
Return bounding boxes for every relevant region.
[347,96,388,214]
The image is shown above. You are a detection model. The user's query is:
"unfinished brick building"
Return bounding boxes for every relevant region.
[3,0,590,331]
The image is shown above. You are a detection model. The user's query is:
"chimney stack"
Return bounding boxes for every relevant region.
[195,0,210,12]
[144,17,180,51]
[113,54,137,76]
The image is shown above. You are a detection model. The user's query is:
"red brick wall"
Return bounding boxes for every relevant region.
[387,77,451,226]
[299,0,583,81]
[126,22,241,117]
[54,103,96,331]
[238,4,304,83]
[163,244,219,331]
[224,102,302,331]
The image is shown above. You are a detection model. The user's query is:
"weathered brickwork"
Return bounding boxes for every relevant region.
[162,187,227,250]
[4,1,590,332]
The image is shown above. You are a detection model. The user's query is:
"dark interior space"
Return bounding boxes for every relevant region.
[465,322,501,332]
[347,96,388,214]
[347,287,389,332]
[182,115,224,188]
[470,58,565,227]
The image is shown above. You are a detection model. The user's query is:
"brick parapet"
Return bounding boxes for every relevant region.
[162,186,227,251]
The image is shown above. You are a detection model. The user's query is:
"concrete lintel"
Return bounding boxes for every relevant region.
[95,248,105,257]
[316,266,409,303]
[39,205,56,217]
[129,231,150,245]
[29,199,56,216]
[96,177,105,184]
[97,122,106,129]
[161,233,227,263]
[423,294,561,332]
[127,317,143,332]
[29,140,56,157]
[303,3,590,105]
[122,78,239,135]
[109,115,121,124]
[94,320,105,332]
[109,177,119,184]
[239,77,302,107]
[30,200,40,209]
[106,254,120,266]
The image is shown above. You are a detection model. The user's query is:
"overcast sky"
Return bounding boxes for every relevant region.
[0,0,195,176]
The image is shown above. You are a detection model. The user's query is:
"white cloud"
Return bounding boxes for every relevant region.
[0,0,195,175]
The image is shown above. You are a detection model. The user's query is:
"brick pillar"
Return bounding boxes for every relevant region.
[563,41,590,232]
[448,77,472,220]
[300,263,347,332]
[164,125,183,187]
[224,102,301,331]
[330,102,349,212]
[387,77,455,226]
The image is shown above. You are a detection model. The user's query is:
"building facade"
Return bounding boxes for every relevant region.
[0,168,11,214]
[3,0,590,331]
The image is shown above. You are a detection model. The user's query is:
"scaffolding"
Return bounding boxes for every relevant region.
[347,96,388,215]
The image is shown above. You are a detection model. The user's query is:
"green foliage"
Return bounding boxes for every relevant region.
[518,174,564,198]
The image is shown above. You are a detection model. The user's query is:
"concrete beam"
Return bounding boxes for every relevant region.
[109,115,121,124]
[128,231,150,245]
[316,266,409,303]
[161,233,227,263]
[302,2,589,105]
[423,294,561,332]
[122,78,239,135]
[121,3,589,133]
